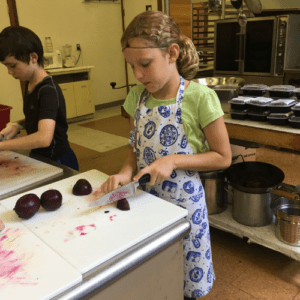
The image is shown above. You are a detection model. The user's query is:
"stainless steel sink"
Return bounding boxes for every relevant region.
[193,77,245,113]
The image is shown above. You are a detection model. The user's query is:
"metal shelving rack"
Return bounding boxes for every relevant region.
[191,0,253,69]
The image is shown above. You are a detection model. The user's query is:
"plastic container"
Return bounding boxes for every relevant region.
[45,37,53,53]
[268,85,295,98]
[294,88,300,100]
[248,97,273,112]
[0,105,12,131]
[228,96,253,110]
[288,115,300,128]
[291,102,300,117]
[268,99,297,113]
[267,112,293,126]
[241,84,268,96]
[248,110,271,122]
[229,109,248,120]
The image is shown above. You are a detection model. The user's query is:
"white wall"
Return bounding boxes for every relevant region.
[123,0,157,86]
[0,0,24,121]
[15,0,127,109]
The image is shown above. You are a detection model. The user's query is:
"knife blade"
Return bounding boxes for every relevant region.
[89,173,151,207]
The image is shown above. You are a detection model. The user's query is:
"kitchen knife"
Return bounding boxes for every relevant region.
[89,173,151,207]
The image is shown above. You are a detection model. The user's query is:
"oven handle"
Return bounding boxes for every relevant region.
[235,31,245,72]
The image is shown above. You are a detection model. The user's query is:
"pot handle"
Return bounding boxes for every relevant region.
[224,183,233,196]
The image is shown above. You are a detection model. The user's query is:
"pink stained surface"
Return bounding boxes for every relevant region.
[64,224,97,242]
[0,155,35,179]
[0,230,38,287]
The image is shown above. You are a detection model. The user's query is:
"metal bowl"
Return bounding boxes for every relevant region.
[193,77,245,88]
[193,77,245,113]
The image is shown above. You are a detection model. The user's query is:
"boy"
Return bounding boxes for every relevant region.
[0,26,79,170]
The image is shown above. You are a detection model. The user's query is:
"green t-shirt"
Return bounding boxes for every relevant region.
[123,81,224,154]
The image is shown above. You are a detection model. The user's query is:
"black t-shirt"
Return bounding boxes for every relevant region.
[23,76,70,160]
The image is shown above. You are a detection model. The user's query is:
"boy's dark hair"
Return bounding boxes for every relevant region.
[0,26,44,66]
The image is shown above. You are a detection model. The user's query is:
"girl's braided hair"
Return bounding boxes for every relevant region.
[121,11,199,80]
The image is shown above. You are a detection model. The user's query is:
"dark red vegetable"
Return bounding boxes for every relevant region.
[117,198,130,211]
[41,189,62,211]
[14,194,40,219]
[72,179,92,196]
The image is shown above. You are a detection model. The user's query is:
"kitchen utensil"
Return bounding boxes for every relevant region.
[208,0,221,11]
[0,204,82,300]
[89,173,151,207]
[231,188,274,226]
[1,170,187,274]
[199,170,227,215]
[231,0,243,9]
[238,7,247,27]
[0,151,63,199]
[63,44,75,68]
[224,161,284,194]
[244,0,262,14]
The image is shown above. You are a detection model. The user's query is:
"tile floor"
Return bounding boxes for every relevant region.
[69,106,300,300]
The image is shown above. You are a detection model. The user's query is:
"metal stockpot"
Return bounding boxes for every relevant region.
[232,188,274,226]
[199,170,227,215]
[224,161,285,227]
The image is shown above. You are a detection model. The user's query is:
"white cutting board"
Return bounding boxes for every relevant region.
[0,151,63,198]
[0,204,82,300]
[1,170,188,274]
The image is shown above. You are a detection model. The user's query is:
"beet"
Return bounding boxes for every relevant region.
[14,194,40,219]
[117,198,130,211]
[72,179,92,196]
[41,189,62,211]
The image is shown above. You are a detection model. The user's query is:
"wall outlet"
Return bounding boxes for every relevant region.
[76,44,81,51]
[146,5,152,11]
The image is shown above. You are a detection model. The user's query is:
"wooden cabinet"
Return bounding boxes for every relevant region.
[46,66,95,121]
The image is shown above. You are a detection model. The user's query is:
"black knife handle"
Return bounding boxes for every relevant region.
[138,173,151,186]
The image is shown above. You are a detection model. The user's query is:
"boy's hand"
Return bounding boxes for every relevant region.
[133,155,176,185]
[0,123,19,140]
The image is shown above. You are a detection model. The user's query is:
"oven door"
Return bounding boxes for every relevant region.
[214,17,278,77]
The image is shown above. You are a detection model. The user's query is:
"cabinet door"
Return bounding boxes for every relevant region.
[59,83,77,119]
[73,80,95,116]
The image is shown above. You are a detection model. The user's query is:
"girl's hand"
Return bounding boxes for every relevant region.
[133,155,176,185]
[100,173,133,194]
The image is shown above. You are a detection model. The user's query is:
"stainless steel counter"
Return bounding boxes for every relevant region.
[53,219,190,300]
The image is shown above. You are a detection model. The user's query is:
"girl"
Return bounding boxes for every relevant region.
[100,11,232,299]
[0,26,79,171]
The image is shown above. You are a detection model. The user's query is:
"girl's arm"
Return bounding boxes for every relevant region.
[133,116,232,185]
[0,119,55,150]
[100,117,137,194]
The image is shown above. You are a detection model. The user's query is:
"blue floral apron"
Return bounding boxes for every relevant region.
[130,77,215,298]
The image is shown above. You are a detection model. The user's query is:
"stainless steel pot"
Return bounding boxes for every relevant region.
[200,170,227,215]
[232,188,274,226]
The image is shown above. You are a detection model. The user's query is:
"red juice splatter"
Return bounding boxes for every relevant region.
[109,191,129,203]
[0,243,37,287]
[109,215,117,221]
[0,156,35,180]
